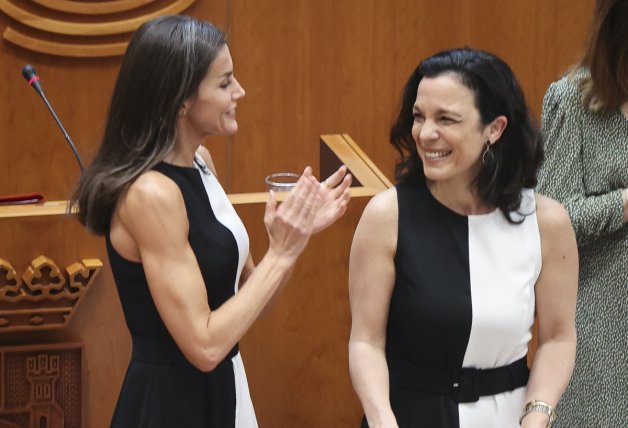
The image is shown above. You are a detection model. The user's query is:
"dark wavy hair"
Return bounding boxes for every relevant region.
[70,15,226,235]
[390,47,544,223]
[577,0,628,113]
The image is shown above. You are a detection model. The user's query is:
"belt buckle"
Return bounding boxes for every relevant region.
[451,367,480,403]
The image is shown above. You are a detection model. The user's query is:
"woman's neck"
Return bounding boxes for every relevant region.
[427,180,494,216]
[163,143,198,167]
[168,119,205,166]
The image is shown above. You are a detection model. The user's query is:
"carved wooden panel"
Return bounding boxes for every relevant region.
[0,0,196,57]
[0,257,102,332]
[0,343,81,428]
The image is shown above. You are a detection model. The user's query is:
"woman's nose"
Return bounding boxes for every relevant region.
[419,120,438,140]
[233,78,245,99]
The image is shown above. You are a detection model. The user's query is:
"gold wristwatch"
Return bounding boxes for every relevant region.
[519,400,557,427]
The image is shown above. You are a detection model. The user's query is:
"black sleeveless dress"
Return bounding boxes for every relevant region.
[107,157,257,427]
[365,179,541,428]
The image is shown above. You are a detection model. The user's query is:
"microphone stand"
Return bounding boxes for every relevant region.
[22,66,85,173]
[37,89,85,173]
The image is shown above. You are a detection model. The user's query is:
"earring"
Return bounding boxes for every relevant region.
[482,141,495,166]
[180,109,187,116]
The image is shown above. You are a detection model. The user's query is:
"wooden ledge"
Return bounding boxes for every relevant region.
[0,134,391,218]
[0,200,72,219]
[229,134,392,204]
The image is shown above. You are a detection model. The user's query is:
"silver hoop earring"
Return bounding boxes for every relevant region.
[482,141,495,166]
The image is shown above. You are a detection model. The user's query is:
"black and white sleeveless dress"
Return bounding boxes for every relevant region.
[381,179,541,428]
[107,155,257,427]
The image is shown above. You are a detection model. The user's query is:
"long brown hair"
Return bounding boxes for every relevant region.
[577,0,628,113]
[70,15,226,235]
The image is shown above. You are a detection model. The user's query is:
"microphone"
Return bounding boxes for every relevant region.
[21,64,85,172]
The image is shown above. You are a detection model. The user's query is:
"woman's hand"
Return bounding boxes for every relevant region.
[264,167,323,262]
[312,165,352,233]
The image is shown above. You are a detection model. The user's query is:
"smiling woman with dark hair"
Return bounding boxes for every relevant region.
[348,48,578,428]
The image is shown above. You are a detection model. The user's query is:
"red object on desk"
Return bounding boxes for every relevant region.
[0,193,45,205]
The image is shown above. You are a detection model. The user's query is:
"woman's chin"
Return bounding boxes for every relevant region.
[422,166,448,182]
[217,122,239,136]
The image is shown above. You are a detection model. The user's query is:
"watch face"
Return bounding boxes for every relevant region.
[520,401,556,427]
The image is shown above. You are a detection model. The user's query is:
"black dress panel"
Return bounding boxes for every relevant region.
[361,178,539,428]
[107,161,247,427]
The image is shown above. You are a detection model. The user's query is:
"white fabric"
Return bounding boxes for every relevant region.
[232,352,258,428]
[459,188,541,428]
[195,155,258,427]
[195,155,249,293]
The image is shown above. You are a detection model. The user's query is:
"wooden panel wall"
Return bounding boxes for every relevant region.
[228,0,595,193]
[0,1,594,427]
[0,0,596,196]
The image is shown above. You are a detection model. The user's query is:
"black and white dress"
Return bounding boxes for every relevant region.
[380,179,540,428]
[107,155,257,427]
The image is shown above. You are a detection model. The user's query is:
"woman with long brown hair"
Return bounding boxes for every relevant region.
[72,15,352,427]
[538,0,628,426]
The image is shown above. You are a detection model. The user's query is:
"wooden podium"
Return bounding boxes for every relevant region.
[0,134,391,427]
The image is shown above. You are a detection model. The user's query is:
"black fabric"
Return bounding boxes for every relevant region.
[377,179,471,427]
[387,354,529,403]
[107,161,240,427]
[363,357,529,427]
[110,348,236,428]
[387,179,472,372]
[361,179,530,428]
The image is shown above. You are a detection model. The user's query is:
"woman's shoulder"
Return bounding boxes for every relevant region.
[353,187,398,256]
[533,193,578,266]
[545,69,587,107]
[542,68,589,131]
[122,170,184,216]
[368,186,397,208]
[533,192,572,233]
[113,170,188,248]
[360,187,398,226]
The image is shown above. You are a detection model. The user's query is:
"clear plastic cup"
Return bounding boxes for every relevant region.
[264,172,300,192]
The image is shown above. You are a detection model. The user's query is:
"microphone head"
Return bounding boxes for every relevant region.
[22,64,38,82]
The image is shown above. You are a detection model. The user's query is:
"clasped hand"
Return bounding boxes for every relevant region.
[264,166,352,260]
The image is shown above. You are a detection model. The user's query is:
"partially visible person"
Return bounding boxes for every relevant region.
[348,48,578,428]
[537,0,628,425]
[71,15,352,427]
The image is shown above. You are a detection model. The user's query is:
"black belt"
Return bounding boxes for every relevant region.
[388,354,529,403]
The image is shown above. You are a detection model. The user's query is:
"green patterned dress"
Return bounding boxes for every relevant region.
[538,68,628,427]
